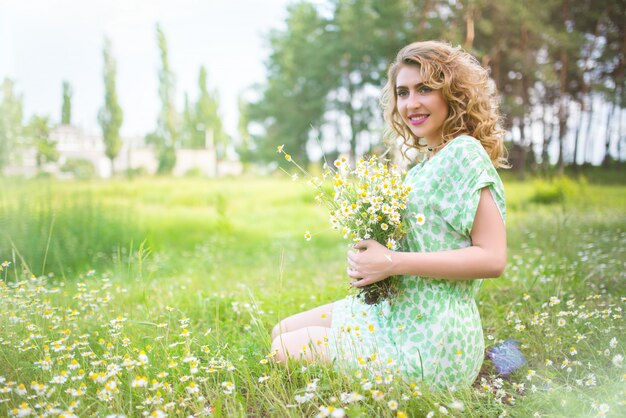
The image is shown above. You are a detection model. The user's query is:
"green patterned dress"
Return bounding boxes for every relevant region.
[329,135,506,389]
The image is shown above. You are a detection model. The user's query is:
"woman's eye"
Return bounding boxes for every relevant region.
[397,90,408,97]
[419,86,433,94]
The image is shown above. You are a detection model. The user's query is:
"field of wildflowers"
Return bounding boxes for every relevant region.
[0,176,624,417]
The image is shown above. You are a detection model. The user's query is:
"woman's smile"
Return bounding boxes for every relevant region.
[395,65,448,148]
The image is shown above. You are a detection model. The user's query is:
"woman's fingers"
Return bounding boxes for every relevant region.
[350,278,369,287]
[346,267,361,279]
[347,249,360,270]
[347,257,357,269]
[353,240,374,250]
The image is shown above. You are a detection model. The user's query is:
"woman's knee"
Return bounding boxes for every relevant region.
[271,327,330,365]
[271,334,288,363]
[271,303,334,340]
[272,319,289,340]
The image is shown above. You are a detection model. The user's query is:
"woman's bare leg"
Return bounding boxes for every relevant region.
[271,326,331,363]
[271,302,333,340]
[271,302,334,364]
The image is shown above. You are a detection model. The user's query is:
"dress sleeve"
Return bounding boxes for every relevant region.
[443,137,506,237]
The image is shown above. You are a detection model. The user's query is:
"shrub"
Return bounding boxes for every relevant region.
[529,176,586,205]
[61,158,96,180]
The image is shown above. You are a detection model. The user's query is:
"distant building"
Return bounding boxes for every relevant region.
[4,124,243,178]
[53,124,110,177]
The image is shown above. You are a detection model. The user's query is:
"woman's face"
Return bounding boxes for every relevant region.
[395,65,448,146]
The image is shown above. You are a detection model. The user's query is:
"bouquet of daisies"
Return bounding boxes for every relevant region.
[278,145,411,305]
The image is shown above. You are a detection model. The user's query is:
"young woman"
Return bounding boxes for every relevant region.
[271,40,508,389]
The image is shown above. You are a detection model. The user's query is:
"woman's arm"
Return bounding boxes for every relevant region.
[347,187,506,287]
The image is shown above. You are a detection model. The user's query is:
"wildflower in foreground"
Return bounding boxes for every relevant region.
[186,381,200,394]
[317,406,346,418]
[594,403,610,417]
[371,390,384,401]
[221,381,235,394]
[294,392,314,404]
[448,400,464,411]
[131,376,148,388]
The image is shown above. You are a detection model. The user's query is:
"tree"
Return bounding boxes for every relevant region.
[61,80,72,125]
[249,0,625,170]
[237,94,252,152]
[26,115,58,170]
[195,66,228,156]
[247,0,450,165]
[179,93,195,148]
[150,23,178,174]
[325,0,387,163]
[594,0,626,167]
[246,2,333,165]
[98,37,124,175]
[466,0,547,174]
[0,78,24,172]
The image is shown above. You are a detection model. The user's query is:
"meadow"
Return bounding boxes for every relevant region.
[0,174,624,417]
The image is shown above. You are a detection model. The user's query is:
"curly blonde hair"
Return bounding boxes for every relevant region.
[381,40,508,168]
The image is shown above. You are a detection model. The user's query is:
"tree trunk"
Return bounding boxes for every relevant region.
[464,3,475,50]
[518,121,527,178]
[556,0,570,175]
[602,100,617,167]
[519,25,533,175]
[618,108,624,165]
[346,76,358,166]
[541,104,554,173]
[556,96,568,174]
[490,46,502,91]
[416,0,432,38]
[572,102,583,171]
[583,95,595,164]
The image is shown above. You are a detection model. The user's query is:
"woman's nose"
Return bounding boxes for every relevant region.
[406,92,422,109]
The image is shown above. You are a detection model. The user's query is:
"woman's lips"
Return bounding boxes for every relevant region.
[407,114,429,125]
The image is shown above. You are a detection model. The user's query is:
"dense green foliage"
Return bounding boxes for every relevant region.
[26,115,58,169]
[0,177,623,416]
[244,0,625,172]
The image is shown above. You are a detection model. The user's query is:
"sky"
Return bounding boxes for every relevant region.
[0,0,292,139]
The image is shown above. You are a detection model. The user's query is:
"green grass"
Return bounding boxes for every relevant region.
[0,175,624,417]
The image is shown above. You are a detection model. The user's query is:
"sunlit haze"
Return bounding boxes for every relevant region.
[0,0,292,139]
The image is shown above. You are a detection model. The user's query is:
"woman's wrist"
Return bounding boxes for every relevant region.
[390,251,409,277]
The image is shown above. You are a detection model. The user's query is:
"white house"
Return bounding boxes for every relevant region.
[5,125,243,178]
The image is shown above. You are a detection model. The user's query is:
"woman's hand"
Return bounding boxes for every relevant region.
[346,240,395,287]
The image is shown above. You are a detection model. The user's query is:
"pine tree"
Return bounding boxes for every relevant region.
[0,78,24,171]
[155,23,177,174]
[195,66,227,155]
[98,37,124,175]
[61,80,72,125]
[26,115,58,170]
